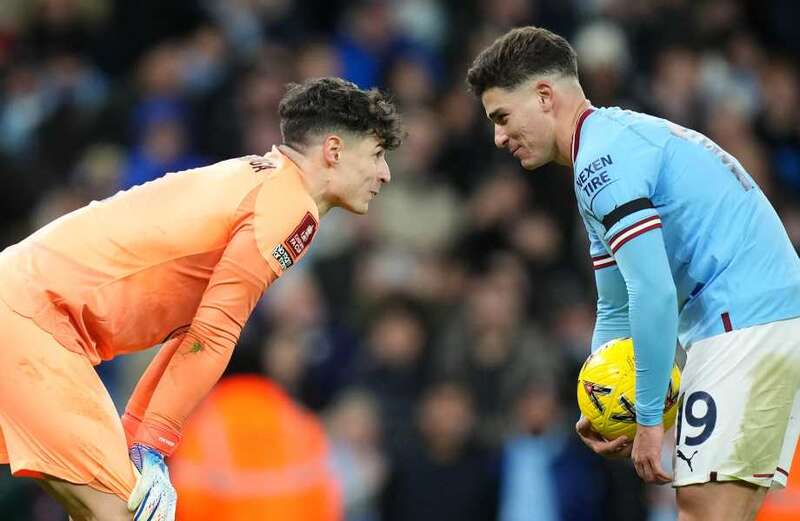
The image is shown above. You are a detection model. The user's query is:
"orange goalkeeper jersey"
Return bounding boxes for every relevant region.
[0,147,319,452]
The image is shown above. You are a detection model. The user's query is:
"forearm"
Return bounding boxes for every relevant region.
[592,266,630,351]
[123,337,184,444]
[614,231,678,426]
[135,316,239,454]
[591,312,629,352]
[628,280,677,425]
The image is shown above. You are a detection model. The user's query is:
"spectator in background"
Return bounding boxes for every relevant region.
[457,171,531,262]
[334,0,398,88]
[334,0,436,89]
[327,389,387,521]
[705,97,772,197]
[260,328,311,400]
[181,24,228,98]
[121,98,207,188]
[32,52,109,183]
[0,0,26,67]
[119,41,209,188]
[380,380,499,521]
[23,0,103,61]
[170,374,341,521]
[260,270,361,411]
[755,59,800,200]
[354,107,464,309]
[499,373,649,521]
[297,40,343,79]
[476,0,534,34]
[435,253,561,447]
[71,143,126,202]
[572,20,636,110]
[371,108,463,251]
[646,45,704,128]
[499,377,566,521]
[201,48,293,158]
[356,295,431,452]
[390,0,448,52]
[434,82,496,194]
[385,55,437,109]
[0,62,54,156]
[507,210,575,318]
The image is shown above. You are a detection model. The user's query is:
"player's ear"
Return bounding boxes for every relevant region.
[535,80,554,111]
[322,135,343,166]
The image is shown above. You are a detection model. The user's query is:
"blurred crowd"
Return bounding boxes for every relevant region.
[1,0,799,520]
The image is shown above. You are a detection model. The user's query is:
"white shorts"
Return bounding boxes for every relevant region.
[672,317,800,489]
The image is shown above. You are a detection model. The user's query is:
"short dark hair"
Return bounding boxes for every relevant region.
[466,26,578,97]
[278,77,403,151]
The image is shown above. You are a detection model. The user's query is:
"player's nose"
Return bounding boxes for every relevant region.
[378,158,391,184]
[494,124,509,149]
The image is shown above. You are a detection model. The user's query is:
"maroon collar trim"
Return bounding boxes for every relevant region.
[571,107,595,164]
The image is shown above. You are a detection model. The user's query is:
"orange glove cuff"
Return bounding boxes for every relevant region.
[131,420,183,457]
[121,411,142,448]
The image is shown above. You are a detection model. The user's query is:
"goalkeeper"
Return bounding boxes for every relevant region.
[0,77,401,521]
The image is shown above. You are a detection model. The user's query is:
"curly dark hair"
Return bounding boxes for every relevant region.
[278,77,404,151]
[466,26,578,97]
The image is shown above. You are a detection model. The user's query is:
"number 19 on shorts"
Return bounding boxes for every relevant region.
[676,391,718,447]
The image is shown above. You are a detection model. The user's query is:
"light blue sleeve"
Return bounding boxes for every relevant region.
[582,218,630,351]
[592,268,630,351]
[576,129,677,426]
[612,225,678,426]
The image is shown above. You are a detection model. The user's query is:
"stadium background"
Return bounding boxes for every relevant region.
[0,0,799,519]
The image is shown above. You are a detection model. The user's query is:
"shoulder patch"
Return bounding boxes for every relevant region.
[283,212,318,260]
[272,244,294,270]
[253,159,320,275]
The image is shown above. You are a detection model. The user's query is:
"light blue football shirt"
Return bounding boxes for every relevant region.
[573,106,800,424]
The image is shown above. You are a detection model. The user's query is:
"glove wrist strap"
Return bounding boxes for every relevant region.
[133,423,182,457]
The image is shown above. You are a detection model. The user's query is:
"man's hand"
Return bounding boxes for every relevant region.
[128,443,177,521]
[575,416,632,458]
[631,423,671,484]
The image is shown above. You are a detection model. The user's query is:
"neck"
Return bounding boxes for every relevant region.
[277,144,333,217]
[554,96,591,167]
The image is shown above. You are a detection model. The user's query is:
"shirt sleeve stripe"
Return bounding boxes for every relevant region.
[592,255,617,269]
[609,216,662,253]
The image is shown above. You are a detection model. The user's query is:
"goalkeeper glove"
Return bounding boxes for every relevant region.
[128,443,177,521]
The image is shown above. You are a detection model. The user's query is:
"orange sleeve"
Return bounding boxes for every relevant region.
[130,216,273,455]
[121,336,184,446]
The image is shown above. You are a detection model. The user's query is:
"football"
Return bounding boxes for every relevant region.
[577,337,681,440]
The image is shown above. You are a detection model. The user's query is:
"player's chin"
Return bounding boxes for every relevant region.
[340,199,370,215]
[520,157,544,171]
[352,201,369,215]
